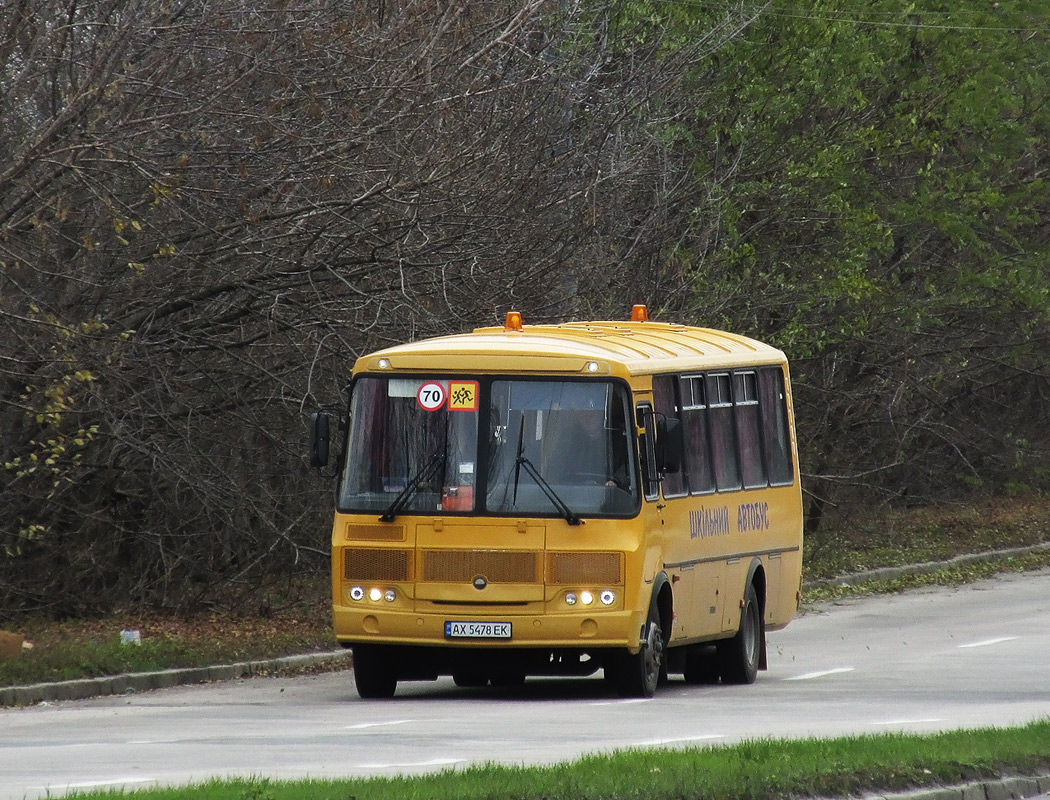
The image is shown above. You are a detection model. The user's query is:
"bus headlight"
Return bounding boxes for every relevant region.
[350,586,365,601]
[384,589,396,602]
[369,587,383,602]
[564,590,616,607]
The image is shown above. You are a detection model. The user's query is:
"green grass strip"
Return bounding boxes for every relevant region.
[76,719,1050,800]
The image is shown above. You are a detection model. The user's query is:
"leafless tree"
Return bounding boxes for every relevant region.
[1,0,759,613]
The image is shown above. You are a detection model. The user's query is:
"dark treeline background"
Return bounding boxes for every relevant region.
[2,1,1048,616]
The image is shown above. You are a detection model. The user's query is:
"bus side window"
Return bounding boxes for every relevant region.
[707,373,741,491]
[636,403,660,501]
[735,371,766,489]
[652,375,687,497]
[759,367,794,485]
[681,375,715,495]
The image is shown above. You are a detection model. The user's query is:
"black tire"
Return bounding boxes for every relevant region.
[490,672,526,688]
[612,602,665,698]
[353,645,397,698]
[717,583,762,685]
[683,644,721,685]
[452,670,489,688]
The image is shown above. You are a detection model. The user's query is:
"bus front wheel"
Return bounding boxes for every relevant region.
[717,582,762,685]
[453,670,489,688]
[610,604,664,698]
[353,645,397,698]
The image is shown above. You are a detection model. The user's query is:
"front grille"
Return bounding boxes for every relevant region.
[342,548,622,586]
[547,551,623,585]
[346,523,405,542]
[344,548,411,582]
[422,550,539,583]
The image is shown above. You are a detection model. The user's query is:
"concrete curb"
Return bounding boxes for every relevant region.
[803,542,1050,591]
[0,649,352,707]
[858,774,1050,800]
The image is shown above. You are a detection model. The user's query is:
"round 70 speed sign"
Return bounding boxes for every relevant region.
[416,381,447,411]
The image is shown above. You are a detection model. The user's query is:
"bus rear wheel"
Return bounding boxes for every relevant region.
[353,645,397,698]
[610,605,664,698]
[717,583,762,685]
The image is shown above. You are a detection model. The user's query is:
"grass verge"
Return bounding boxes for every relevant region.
[0,611,337,688]
[804,546,1050,603]
[74,720,1050,800]
[803,496,1049,581]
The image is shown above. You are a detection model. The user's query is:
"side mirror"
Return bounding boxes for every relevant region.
[656,417,683,475]
[309,411,331,468]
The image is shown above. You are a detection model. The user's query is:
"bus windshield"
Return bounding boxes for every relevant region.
[338,377,639,518]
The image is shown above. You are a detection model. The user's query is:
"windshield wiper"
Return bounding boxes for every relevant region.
[380,449,447,522]
[513,417,583,526]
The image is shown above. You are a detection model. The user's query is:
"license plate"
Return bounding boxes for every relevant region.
[445,621,512,639]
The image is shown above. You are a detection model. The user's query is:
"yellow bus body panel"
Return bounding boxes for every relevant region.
[331,316,803,662]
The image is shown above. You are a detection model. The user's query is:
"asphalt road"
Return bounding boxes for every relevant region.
[3,569,1049,800]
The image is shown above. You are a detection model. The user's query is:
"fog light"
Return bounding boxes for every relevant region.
[384,589,396,602]
[580,590,594,605]
[350,586,365,601]
[600,590,615,605]
[565,592,577,606]
[369,587,383,601]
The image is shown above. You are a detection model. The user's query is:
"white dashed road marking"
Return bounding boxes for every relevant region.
[957,637,1019,649]
[870,718,947,726]
[344,720,414,730]
[783,667,855,681]
[632,734,725,747]
[353,757,466,769]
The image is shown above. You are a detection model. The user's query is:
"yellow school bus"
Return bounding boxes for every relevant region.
[310,305,803,698]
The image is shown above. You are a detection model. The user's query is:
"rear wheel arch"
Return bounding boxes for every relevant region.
[745,558,766,616]
[744,558,768,671]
